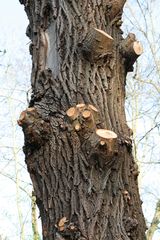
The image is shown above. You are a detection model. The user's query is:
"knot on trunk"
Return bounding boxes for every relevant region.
[120,33,143,72]
[66,104,118,157]
[55,217,83,240]
[123,216,139,236]
[79,28,114,62]
[18,107,50,150]
[105,0,126,21]
[66,103,99,132]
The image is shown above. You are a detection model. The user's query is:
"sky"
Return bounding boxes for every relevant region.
[0,0,160,239]
[0,1,28,33]
[0,1,33,239]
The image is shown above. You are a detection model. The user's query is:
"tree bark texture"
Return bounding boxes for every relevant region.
[19,0,146,239]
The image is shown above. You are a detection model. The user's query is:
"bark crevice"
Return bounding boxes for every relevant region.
[19,0,146,239]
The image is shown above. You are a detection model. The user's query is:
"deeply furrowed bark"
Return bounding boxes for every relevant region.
[19,0,146,239]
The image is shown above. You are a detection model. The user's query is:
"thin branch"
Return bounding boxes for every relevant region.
[146,199,160,240]
[0,171,31,197]
[139,161,160,164]
[138,123,160,143]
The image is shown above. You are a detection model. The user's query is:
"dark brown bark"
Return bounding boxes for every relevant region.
[19,0,146,239]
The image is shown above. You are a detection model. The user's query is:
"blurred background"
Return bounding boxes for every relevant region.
[0,0,160,239]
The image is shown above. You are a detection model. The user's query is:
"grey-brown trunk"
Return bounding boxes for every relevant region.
[19,0,146,239]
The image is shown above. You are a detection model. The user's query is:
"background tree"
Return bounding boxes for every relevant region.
[0,51,31,239]
[18,0,146,240]
[123,0,160,238]
[0,7,41,237]
[1,0,160,239]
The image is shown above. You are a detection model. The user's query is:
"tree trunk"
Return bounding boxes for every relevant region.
[19,0,146,239]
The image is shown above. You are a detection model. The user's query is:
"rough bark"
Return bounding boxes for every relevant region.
[19,0,146,239]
